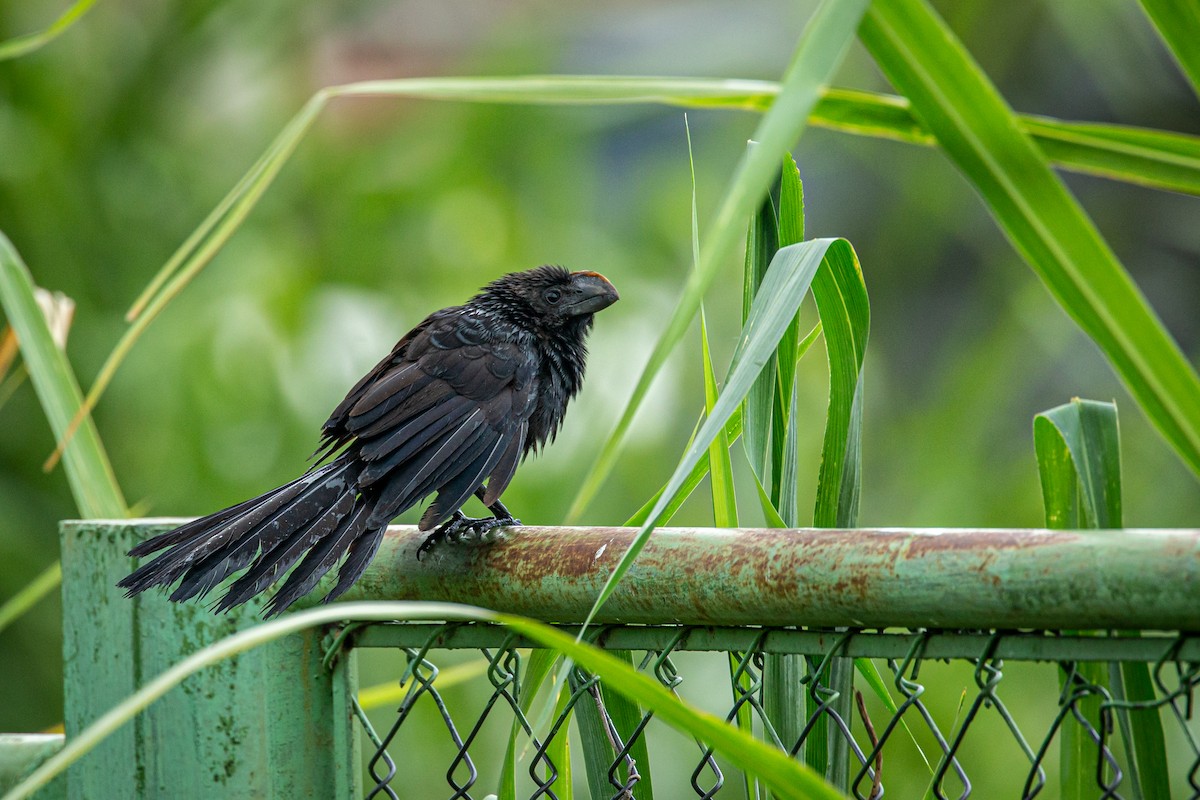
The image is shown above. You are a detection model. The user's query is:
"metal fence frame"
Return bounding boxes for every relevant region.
[12,520,1199,798]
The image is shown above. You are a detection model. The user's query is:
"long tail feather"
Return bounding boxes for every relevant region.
[117,456,371,615]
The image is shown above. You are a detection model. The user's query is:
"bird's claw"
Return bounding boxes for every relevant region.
[417,515,521,560]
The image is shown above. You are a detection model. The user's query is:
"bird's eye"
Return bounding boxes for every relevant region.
[543,288,563,304]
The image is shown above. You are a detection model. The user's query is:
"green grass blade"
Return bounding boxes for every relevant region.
[688,114,739,531]
[584,239,846,626]
[702,313,739,529]
[743,184,781,490]
[1114,657,1171,800]
[758,156,807,799]
[546,679,574,800]
[860,0,1200,479]
[1136,0,1200,100]
[764,651,804,800]
[812,89,1200,197]
[787,180,868,790]
[0,561,62,637]
[623,410,743,527]
[0,0,99,61]
[1035,399,1169,799]
[810,242,869,528]
[63,79,1200,459]
[1034,414,1083,528]
[572,671,616,800]
[1035,400,1106,800]
[772,155,806,525]
[752,470,789,529]
[500,615,846,800]
[1035,399,1122,528]
[0,232,126,518]
[1019,117,1200,196]
[603,653,655,800]
[571,651,655,800]
[566,0,870,521]
[731,651,763,800]
[499,648,561,800]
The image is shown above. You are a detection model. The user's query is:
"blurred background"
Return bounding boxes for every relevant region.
[1,0,1197,792]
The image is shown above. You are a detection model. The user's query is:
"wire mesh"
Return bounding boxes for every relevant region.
[330,626,1200,799]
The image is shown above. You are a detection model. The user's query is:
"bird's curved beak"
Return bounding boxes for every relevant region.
[566,271,620,315]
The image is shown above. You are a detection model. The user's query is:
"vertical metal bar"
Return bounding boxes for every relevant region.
[60,521,141,800]
[61,521,342,798]
[331,647,361,799]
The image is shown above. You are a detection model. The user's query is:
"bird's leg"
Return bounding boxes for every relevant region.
[416,491,523,558]
[469,490,522,543]
[417,511,468,560]
[448,490,523,543]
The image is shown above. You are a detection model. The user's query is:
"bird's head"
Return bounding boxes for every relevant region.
[481,265,619,329]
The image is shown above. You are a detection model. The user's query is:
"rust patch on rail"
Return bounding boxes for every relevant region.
[478,528,624,580]
[903,529,1081,558]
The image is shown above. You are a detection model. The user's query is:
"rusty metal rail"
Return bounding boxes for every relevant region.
[315,525,1200,630]
[49,520,1200,799]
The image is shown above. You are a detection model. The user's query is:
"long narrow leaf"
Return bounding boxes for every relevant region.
[0,562,62,637]
[585,239,853,626]
[758,157,807,799]
[0,0,99,61]
[810,244,869,528]
[1036,403,1110,799]
[1020,117,1200,196]
[1035,399,1169,799]
[54,74,1200,462]
[813,89,1200,196]
[1035,400,1122,529]
[752,470,789,529]
[500,615,846,800]
[803,191,869,788]
[1136,0,1200,100]
[861,0,1200,480]
[743,182,781,490]
[623,410,743,527]
[500,649,563,800]
[701,312,739,529]
[772,155,805,526]
[0,232,126,518]
[688,115,739,532]
[566,0,871,520]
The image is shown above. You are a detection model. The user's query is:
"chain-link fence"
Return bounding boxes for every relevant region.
[330,624,1200,799]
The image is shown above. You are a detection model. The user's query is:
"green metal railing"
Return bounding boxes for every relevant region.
[30,521,1200,797]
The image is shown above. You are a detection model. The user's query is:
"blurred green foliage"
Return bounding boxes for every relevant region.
[1,0,1197,761]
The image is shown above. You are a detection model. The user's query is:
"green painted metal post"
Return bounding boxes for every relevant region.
[60,521,357,799]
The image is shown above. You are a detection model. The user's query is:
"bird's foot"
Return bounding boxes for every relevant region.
[463,515,522,544]
[417,513,522,560]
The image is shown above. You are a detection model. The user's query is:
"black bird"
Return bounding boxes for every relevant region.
[118,266,619,616]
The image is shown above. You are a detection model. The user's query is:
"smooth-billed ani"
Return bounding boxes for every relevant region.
[118,266,619,616]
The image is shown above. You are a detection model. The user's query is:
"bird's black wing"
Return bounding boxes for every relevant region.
[124,310,538,616]
[228,312,536,613]
[340,311,538,531]
[312,312,438,461]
